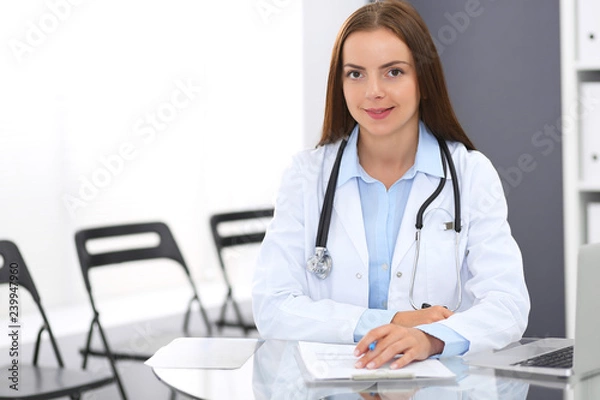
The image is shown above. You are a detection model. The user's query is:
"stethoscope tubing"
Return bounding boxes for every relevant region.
[308,133,463,311]
[410,138,462,311]
[315,139,348,248]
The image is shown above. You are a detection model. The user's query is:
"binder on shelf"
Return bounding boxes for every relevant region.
[588,203,600,244]
[577,0,600,63]
[580,82,600,184]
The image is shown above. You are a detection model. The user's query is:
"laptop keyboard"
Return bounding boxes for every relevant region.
[512,345,574,369]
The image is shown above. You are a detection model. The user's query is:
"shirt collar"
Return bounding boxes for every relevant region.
[337,121,445,188]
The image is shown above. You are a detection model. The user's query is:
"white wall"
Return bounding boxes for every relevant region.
[0,0,370,344]
[302,0,366,147]
[0,0,303,338]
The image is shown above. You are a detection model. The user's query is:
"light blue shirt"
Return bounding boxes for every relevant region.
[340,122,469,357]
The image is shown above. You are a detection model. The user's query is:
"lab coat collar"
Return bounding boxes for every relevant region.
[332,157,445,272]
[415,121,445,179]
[336,121,445,188]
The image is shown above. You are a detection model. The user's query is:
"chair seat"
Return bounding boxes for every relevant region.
[0,364,114,399]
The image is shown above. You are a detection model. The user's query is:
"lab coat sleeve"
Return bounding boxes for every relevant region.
[252,152,367,343]
[437,151,530,354]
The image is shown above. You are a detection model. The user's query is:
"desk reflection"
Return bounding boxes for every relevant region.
[251,341,530,400]
[152,339,600,399]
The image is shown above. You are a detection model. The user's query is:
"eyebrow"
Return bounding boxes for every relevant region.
[343,60,410,70]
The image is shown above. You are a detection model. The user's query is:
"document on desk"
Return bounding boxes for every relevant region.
[145,337,263,369]
[298,341,456,381]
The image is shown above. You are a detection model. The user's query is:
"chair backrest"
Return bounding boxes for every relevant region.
[209,208,274,266]
[0,240,41,303]
[74,222,192,294]
[0,239,64,366]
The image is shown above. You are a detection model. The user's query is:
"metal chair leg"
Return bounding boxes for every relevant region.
[94,319,128,400]
[81,318,96,369]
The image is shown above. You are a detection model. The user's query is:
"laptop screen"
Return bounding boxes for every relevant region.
[574,242,600,378]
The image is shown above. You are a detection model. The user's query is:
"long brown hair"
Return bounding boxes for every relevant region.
[319,0,475,150]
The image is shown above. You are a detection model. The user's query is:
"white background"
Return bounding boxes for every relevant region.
[0,0,365,343]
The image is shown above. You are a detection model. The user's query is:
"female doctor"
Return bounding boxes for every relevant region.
[252,0,530,370]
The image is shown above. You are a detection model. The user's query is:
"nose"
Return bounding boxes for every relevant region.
[366,76,385,100]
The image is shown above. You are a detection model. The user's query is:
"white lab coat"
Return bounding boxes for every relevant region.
[252,138,530,355]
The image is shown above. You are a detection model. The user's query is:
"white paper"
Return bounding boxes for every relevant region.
[298,341,456,381]
[145,337,263,369]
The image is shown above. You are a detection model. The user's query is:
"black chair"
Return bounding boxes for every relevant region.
[209,208,274,333]
[74,222,213,399]
[0,240,116,400]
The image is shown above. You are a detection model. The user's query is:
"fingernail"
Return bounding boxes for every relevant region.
[355,361,363,368]
[354,349,360,356]
[390,363,398,370]
[366,362,375,369]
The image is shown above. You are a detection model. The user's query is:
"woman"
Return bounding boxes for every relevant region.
[252,0,529,370]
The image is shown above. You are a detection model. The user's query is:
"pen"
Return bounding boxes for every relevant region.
[368,341,377,351]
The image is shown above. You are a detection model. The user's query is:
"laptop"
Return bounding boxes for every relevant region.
[466,243,600,378]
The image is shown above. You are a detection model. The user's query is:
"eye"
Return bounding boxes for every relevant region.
[387,68,404,78]
[346,70,363,79]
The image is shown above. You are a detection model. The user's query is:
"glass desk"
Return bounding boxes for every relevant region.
[152,340,600,399]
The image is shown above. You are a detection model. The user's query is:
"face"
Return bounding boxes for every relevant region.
[342,28,420,141]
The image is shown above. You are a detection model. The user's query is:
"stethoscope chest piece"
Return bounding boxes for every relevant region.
[306,247,332,279]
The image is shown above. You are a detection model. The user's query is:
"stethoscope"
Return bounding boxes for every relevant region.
[306,134,463,311]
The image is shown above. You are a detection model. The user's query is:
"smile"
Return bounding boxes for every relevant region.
[364,107,394,120]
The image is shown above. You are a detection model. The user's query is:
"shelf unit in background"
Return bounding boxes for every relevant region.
[560,0,600,337]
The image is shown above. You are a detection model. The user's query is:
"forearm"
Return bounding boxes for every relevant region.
[253,291,366,343]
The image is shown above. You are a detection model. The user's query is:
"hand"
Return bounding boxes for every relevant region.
[391,306,453,327]
[354,324,444,370]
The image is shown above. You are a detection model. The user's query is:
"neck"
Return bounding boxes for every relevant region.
[357,128,419,189]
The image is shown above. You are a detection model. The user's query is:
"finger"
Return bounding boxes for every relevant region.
[389,331,430,369]
[359,330,414,369]
[364,339,412,369]
[354,338,371,357]
[355,337,373,357]
[355,325,393,356]
[359,392,381,400]
[389,338,427,370]
[440,307,454,318]
[355,340,386,368]
[390,349,417,370]
[355,330,400,368]
[428,305,452,319]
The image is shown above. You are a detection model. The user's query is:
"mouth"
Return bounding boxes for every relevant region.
[364,107,394,120]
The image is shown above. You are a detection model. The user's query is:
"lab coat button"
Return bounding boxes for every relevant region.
[356,273,362,279]
[396,272,403,278]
